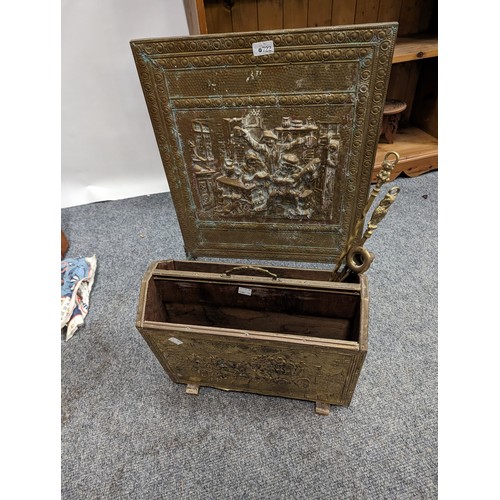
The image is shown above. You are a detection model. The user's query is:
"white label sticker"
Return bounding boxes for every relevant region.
[252,40,274,56]
[168,337,183,345]
[238,287,252,296]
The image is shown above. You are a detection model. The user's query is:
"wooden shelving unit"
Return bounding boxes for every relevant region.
[392,35,438,63]
[376,126,437,179]
[374,30,438,180]
[183,0,438,182]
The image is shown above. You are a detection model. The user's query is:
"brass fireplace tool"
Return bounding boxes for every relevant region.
[331,152,400,282]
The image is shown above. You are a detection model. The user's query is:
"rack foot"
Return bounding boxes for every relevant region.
[186,384,200,395]
[315,401,330,416]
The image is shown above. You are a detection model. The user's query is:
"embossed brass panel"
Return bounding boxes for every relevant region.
[144,328,362,406]
[131,24,397,262]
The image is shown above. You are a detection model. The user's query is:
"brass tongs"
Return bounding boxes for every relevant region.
[330,152,400,282]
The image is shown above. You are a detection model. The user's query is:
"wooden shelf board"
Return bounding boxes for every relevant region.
[372,127,438,181]
[393,35,438,63]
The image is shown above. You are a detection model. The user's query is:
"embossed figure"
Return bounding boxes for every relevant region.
[292,157,321,216]
[270,153,320,217]
[216,159,246,213]
[241,151,267,183]
[320,136,340,215]
[242,151,271,212]
[234,126,304,175]
[326,138,340,169]
[273,153,301,187]
[270,153,301,217]
[218,182,243,213]
[222,157,242,179]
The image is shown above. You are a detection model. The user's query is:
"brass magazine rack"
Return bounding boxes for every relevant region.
[132,23,399,414]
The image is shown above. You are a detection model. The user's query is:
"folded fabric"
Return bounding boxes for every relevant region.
[61,256,97,340]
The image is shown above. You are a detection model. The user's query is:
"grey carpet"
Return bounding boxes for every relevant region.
[61,170,438,499]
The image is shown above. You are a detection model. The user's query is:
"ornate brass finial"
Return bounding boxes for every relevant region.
[363,186,400,240]
[337,185,400,281]
[373,151,399,196]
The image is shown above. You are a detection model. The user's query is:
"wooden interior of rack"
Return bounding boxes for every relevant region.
[183,0,438,182]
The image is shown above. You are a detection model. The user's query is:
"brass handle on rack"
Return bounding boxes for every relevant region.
[223,266,279,280]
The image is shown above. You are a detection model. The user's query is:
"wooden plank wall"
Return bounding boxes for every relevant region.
[202,0,437,35]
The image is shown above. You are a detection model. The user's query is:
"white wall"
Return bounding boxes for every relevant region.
[62,0,189,208]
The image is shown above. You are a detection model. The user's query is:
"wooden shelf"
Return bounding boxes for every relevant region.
[372,127,438,182]
[393,35,438,63]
